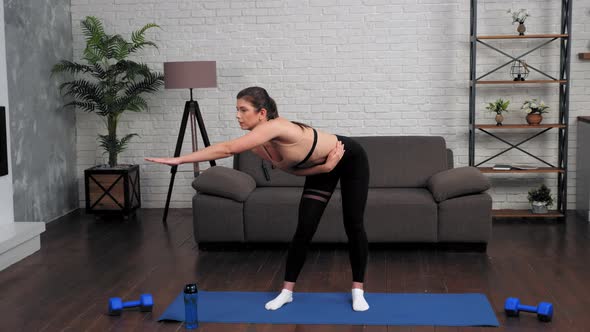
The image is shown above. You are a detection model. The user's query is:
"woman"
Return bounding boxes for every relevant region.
[146,87,370,312]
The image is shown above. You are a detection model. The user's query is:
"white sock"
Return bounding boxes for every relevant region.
[265,289,293,310]
[352,288,370,312]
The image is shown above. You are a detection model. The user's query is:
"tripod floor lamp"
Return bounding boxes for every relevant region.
[162,61,217,224]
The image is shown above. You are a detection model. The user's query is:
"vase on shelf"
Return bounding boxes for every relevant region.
[531,201,548,214]
[495,114,504,126]
[517,23,526,36]
[526,113,543,125]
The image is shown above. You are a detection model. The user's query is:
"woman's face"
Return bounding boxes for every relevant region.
[236,98,266,130]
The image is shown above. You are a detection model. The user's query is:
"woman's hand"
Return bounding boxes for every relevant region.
[323,140,345,172]
[145,157,182,166]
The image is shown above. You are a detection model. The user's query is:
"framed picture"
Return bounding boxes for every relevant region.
[0,107,8,176]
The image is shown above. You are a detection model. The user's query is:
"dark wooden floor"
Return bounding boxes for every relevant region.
[1,209,589,332]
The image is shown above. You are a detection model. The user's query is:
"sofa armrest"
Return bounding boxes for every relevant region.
[191,166,256,202]
[427,166,491,203]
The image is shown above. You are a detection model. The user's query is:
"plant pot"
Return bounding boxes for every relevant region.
[526,113,543,125]
[517,23,526,36]
[84,164,141,217]
[495,113,504,126]
[531,201,548,214]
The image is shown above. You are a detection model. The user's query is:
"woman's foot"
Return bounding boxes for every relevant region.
[265,289,293,310]
[351,288,369,311]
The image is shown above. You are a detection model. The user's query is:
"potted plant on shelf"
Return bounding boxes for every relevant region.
[528,184,554,214]
[521,98,549,125]
[508,8,530,36]
[52,16,164,217]
[485,98,510,126]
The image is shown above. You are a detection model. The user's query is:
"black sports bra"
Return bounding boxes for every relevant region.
[293,128,318,169]
[261,128,318,180]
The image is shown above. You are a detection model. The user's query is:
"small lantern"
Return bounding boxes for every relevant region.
[510,60,530,81]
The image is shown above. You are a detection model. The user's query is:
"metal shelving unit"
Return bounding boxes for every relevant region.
[468,0,573,219]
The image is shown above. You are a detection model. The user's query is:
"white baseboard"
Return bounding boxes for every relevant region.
[0,222,45,271]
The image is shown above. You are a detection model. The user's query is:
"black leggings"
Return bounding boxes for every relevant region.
[284,135,370,283]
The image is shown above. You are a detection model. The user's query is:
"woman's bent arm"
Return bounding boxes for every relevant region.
[277,140,345,176]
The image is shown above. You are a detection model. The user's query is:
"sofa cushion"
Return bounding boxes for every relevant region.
[243,187,347,242]
[355,136,448,188]
[427,166,491,202]
[244,187,438,243]
[192,166,256,202]
[193,194,245,243]
[437,193,492,243]
[234,136,449,188]
[365,188,438,242]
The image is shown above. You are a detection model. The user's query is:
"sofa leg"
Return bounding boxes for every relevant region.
[196,243,209,251]
[475,243,488,252]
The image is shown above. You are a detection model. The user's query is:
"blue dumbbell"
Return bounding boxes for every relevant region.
[108,294,153,316]
[504,297,553,322]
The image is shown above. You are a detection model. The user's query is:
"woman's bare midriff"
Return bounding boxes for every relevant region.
[257,118,338,169]
[298,129,338,168]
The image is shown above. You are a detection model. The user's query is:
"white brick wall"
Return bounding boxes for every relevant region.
[70,0,590,209]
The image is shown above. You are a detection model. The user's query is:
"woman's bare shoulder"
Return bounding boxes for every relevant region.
[270,118,304,141]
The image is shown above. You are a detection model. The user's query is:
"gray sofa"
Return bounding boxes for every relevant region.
[192,136,492,250]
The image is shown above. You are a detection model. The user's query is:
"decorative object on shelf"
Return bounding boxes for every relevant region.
[507,8,530,36]
[492,164,512,171]
[485,98,510,126]
[51,16,164,217]
[510,60,529,81]
[521,99,549,125]
[526,113,542,125]
[511,164,538,170]
[527,184,554,214]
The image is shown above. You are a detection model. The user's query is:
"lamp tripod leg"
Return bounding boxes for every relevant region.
[162,99,216,225]
[189,107,200,177]
[163,101,192,225]
[194,101,216,167]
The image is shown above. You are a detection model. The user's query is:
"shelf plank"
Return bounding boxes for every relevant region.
[493,209,564,218]
[478,167,564,174]
[475,124,566,129]
[477,34,568,40]
[475,80,567,85]
[579,53,590,60]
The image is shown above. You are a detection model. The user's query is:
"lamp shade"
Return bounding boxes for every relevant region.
[163,61,217,89]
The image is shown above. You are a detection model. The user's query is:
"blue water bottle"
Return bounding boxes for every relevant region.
[183,283,199,329]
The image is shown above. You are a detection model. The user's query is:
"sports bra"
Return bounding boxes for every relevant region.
[261,127,318,180]
[293,128,318,169]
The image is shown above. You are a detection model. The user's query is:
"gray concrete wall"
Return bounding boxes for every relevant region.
[4,0,77,222]
[0,0,14,226]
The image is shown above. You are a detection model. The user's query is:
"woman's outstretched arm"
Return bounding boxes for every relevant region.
[146,121,281,166]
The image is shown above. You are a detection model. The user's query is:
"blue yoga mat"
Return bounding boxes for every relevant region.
[158,291,499,326]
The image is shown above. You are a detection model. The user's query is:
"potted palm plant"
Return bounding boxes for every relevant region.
[485,98,510,126]
[528,184,554,214]
[52,16,164,217]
